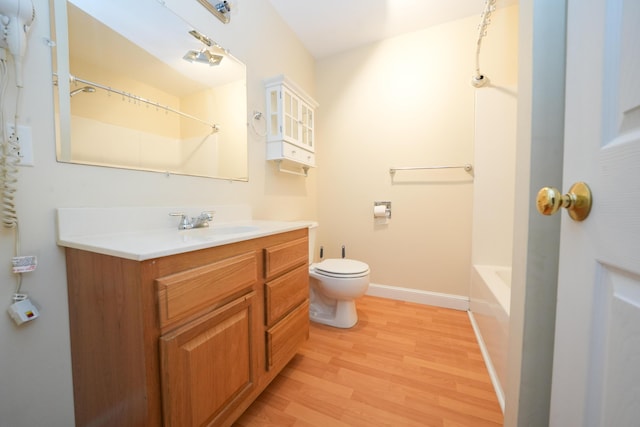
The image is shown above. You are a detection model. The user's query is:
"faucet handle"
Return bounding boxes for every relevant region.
[169,212,192,229]
[200,211,215,220]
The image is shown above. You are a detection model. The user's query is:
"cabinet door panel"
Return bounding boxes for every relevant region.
[283,90,296,142]
[300,103,314,150]
[268,89,279,139]
[265,264,309,326]
[266,300,309,371]
[160,294,255,427]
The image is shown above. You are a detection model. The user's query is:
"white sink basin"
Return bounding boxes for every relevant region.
[209,225,261,235]
[183,224,262,238]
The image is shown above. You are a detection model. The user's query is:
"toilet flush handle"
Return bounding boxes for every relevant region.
[342,245,346,258]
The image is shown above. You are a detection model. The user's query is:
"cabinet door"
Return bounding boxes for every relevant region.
[300,102,314,151]
[160,293,256,427]
[267,86,280,140]
[282,87,300,144]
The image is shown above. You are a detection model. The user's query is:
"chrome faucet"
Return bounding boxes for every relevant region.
[169,211,215,230]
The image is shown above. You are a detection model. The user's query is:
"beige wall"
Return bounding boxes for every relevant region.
[315,6,518,296]
[0,1,316,425]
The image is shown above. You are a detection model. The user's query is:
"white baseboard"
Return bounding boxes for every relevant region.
[365,283,470,311]
[468,310,506,413]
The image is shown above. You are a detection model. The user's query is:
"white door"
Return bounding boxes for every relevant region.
[549,0,640,425]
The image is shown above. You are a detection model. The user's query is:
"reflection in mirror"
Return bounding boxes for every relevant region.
[50,0,248,181]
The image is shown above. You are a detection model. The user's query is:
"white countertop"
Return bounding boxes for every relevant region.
[57,206,313,261]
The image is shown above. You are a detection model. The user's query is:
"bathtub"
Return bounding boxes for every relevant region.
[468,265,511,412]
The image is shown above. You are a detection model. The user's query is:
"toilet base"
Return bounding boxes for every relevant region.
[309,299,358,328]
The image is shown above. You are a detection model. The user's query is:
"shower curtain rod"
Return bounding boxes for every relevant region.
[69,74,220,132]
[389,164,473,174]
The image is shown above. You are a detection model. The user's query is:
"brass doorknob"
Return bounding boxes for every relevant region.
[536,182,592,221]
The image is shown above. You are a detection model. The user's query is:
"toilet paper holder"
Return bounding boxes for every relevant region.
[374,201,391,218]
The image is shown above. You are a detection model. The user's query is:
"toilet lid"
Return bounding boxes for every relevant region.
[314,258,369,276]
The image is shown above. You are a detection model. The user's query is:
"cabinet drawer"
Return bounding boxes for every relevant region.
[156,251,257,329]
[265,264,309,326]
[282,142,315,166]
[265,300,309,371]
[264,237,308,280]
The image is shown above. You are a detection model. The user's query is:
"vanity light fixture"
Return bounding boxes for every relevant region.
[196,0,231,24]
[188,30,213,46]
[188,29,228,55]
[183,48,223,66]
[184,30,225,66]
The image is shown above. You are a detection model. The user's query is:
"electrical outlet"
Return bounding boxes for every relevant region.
[5,123,34,166]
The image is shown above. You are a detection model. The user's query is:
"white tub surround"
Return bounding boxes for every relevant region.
[472,265,511,315]
[56,206,312,260]
[468,85,517,413]
[469,265,511,412]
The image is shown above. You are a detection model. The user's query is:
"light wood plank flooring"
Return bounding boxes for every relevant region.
[235,295,503,427]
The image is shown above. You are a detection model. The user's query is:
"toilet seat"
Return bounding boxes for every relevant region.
[313,258,369,278]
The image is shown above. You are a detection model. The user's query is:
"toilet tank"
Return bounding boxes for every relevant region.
[307,222,318,265]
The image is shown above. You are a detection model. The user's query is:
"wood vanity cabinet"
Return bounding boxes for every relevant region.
[64,228,309,427]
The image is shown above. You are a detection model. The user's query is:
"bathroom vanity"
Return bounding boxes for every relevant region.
[57,209,310,427]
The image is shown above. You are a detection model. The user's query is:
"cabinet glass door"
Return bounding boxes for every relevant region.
[301,104,314,149]
[269,90,279,138]
[283,90,299,143]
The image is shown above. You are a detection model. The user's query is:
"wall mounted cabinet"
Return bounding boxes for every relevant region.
[265,75,319,173]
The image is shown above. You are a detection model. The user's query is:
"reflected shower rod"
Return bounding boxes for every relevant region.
[69,74,220,132]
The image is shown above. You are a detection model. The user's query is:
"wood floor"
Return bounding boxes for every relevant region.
[234,295,503,427]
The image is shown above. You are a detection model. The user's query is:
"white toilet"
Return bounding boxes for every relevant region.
[307,223,370,328]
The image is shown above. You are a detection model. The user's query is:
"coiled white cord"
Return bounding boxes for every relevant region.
[0,52,19,229]
[0,50,24,298]
[0,0,36,305]
[1,125,20,229]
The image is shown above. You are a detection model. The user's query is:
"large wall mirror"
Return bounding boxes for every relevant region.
[50,0,248,181]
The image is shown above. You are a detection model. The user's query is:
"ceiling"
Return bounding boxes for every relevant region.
[268,0,517,59]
